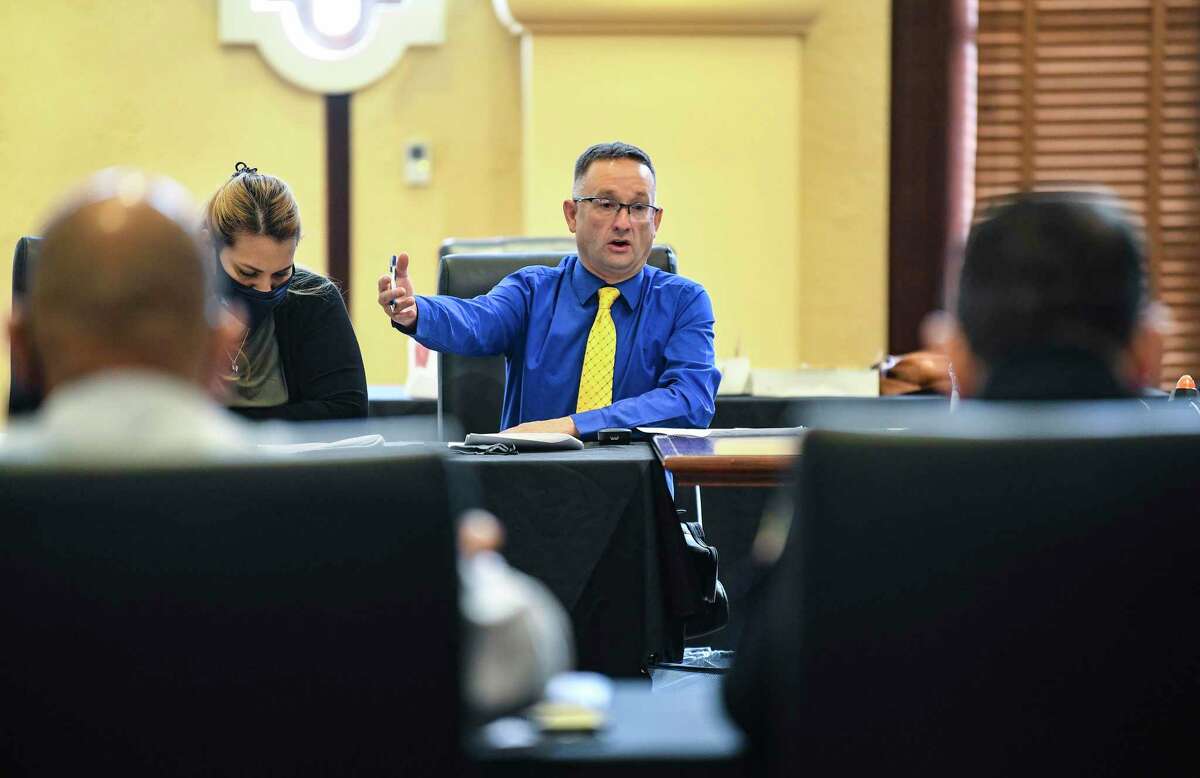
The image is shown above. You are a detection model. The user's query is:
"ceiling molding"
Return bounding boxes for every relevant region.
[491,0,824,37]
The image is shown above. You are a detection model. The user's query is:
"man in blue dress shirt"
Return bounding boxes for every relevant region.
[377,141,721,438]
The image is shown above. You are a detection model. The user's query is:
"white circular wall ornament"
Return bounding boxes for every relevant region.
[219,0,446,94]
[311,0,363,37]
[490,0,523,35]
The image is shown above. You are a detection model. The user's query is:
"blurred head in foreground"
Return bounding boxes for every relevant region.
[942,190,1164,399]
[9,168,241,398]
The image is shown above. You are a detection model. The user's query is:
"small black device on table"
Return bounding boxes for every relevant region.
[597,428,631,445]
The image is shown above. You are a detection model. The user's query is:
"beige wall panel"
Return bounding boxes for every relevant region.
[523,34,803,369]
[799,0,891,367]
[0,0,324,420]
[350,0,522,386]
[0,0,891,414]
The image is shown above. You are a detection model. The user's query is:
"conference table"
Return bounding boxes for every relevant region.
[447,432,806,673]
[441,443,685,677]
[647,431,803,655]
[472,678,746,777]
[367,387,808,429]
[359,395,951,662]
[651,432,801,488]
[278,415,678,676]
[368,386,950,427]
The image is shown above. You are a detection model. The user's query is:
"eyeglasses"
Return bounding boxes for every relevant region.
[574,196,661,223]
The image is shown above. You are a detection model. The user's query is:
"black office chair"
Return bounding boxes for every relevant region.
[8,236,41,416]
[435,246,677,436]
[0,452,461,776]
[739,422,1200,776]
[439,235,578,259]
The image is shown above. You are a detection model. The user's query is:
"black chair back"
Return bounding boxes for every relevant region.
[0,452,460,776]
[439,235,577,259]
[9,236,41,416]
[758,426,1200,775]
[435,246,677,436]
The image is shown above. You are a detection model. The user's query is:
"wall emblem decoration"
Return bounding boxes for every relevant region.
[219,0,445,94]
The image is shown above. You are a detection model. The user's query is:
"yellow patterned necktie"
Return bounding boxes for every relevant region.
[576,286,621,413]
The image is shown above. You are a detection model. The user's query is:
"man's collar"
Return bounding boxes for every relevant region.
[569,255,647,310]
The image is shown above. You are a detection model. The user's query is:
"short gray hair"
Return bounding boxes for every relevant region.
[572,141,655,191]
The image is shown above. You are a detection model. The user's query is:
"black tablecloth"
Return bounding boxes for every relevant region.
[445,444,681,677]
[368,388,951,432]
[365,395,957,656]
[368,386,437,418]
[367,389,889,430]
[472,678,745,777]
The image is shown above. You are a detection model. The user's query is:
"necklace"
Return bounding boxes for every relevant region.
[228,329,251,377]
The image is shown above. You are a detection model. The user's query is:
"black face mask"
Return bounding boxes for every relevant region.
[218,261,293,331]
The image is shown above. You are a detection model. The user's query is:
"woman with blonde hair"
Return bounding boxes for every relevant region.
[206,162,366,420]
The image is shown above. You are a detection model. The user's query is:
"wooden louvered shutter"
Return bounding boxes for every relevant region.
[975,0,1200,389]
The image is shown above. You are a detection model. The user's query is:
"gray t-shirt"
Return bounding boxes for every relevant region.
[228,316,289,408]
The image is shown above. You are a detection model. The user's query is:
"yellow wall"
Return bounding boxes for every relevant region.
[350,3,522,385]
[522,34,803,368]
[799,0,891,367]
[0,0,888,417]
[0,0,326,416]
[0,0,519,407]
[520,0,890,369]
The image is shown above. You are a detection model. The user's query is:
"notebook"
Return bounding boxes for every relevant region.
[463,432,584,452]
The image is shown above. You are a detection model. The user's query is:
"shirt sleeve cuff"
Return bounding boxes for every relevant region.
[570,409,610,438]
[389,297,425,336]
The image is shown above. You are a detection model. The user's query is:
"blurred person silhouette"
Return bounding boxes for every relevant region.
[3,169,571,717]
[5,168,247,461]
[937,189,1165,400]
[725,190,1170,772]
[457,509,573,717]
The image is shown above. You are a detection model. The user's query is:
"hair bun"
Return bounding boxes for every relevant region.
[232,161,258,177]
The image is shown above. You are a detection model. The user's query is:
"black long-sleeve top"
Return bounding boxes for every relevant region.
[228,270,368,421]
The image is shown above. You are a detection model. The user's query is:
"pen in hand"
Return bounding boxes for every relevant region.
[388,255,398,311]
[379,252,416,326]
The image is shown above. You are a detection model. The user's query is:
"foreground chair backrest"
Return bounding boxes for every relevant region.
[0,452,459,776]
[436,246,677,436]
[745,417,1200,776]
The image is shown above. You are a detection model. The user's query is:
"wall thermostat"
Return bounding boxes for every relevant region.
[405,140,431,186]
